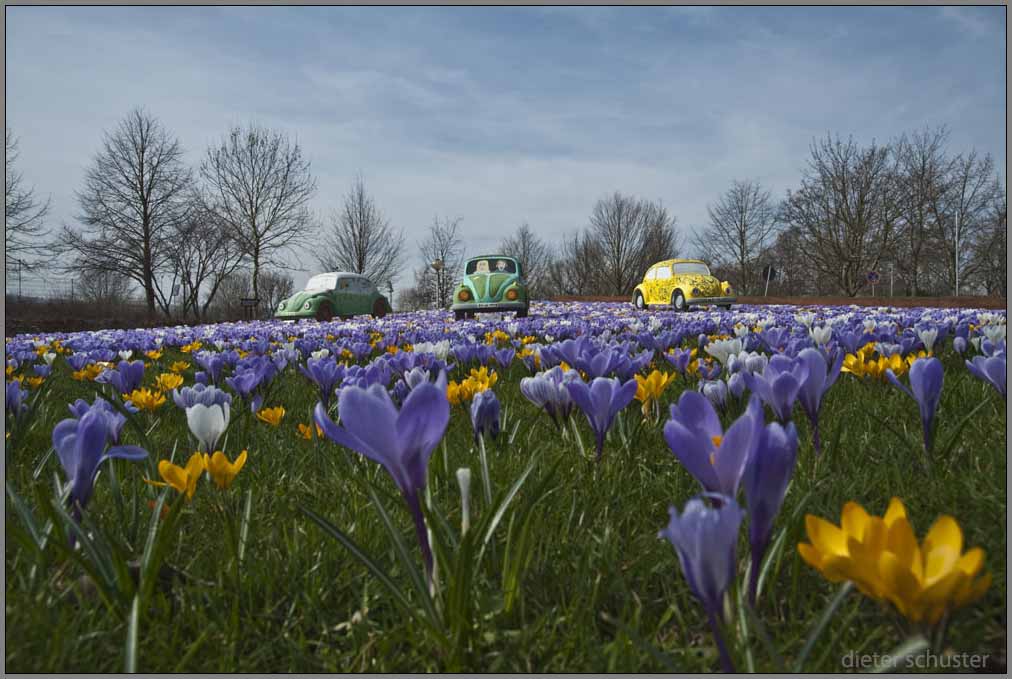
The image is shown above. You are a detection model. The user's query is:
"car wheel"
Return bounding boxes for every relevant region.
[316,302,334,322]
[371,299,387,319]
[516,306,528,318]
[672,290,687,312]
[720,304,732,311]
[454,310,466,321]
[466,311,477,319]
[634,292,648,310]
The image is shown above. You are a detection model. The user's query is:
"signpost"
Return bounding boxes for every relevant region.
[240,297,260,321]
[867,270,880,296]
[761,264,777,297]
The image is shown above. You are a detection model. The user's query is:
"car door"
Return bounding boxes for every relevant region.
[653,264,673,304]
[332,276,355,314]
[642,267,658,304]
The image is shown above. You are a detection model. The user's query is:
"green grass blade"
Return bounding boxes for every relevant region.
[125,594,140,673]
[793,581,854,672]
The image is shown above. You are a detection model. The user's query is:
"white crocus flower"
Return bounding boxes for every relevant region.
[810,325,833,346]
[795,312,816,328]
[982,324,1006,345]
[118,350,133,361]
[703,337,743,366]
[186,402,231,453]
[917,328,939,354]
[863,319,877,333]
[733,323,749,339]
[43,352,57,366]
[310,348,330,361]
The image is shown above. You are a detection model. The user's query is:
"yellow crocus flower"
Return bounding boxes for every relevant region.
[635,370,675,416]
[154,372,184,392]
[298,422,324,440]
[123,388,167,412]
[256,406,286,427]
[72,364,105,381]
[180,341,202,353]
[145,350,163,361]
[169,361,191,373]
[25,376,45,389]
[145,452,207,499]
[799,498,991,625]
[205,450,248,489]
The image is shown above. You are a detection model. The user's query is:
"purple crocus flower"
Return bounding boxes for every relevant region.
[700,379,729,409]
[664,392,763,498]
[886,357,944,455]
[5,380,29,419]
[965,355,1006,399]
[52,409,148,515]
[470,389,501,444]
[796,347,844,455]
[565,376,638,461]
[742,421,799,605]
[741,354,809,422]
[953,336,967,354]
[95,359,145,394]
[314,372,450,575]
[492,347,516,369]
[193,351,226,385]
[298,356,346,408]
[68,397,128,444]
[519,366,576,428]
[659,493,742,672]
[172,383,233,410]
[663,347,693,375]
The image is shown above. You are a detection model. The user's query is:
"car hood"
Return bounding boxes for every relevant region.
[462,272,518,302]
[281,290,325,308]
[680,274,723,296]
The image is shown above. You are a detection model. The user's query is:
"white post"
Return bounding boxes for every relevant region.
[764,267,772,297]
[954,214,961,297]
[890,263,894,297]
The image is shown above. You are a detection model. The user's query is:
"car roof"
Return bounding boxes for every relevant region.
[466,254,519,261]
[649,259,707,267]
[313,272,369,279]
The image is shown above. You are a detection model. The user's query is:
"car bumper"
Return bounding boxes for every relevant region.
[452,300,527,312]
[685,296,737,306]
[274,310,316,319]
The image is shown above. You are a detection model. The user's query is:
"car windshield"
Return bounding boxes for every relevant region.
[673,262,711,276]
[304,273,338,292]
[466,258,516,275]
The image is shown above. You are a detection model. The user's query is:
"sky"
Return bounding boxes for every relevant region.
[5,5,1007,293]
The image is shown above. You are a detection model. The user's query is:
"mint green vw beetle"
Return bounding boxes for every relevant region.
[275,272,391,322]
[451,255,529,320]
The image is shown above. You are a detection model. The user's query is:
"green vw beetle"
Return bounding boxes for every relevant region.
[275,272,392,322]
[451,255,529,320]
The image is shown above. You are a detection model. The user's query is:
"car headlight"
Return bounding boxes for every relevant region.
[303,301,312,310]
[692,288,701,296]
[278,301,286,310]
[724,283,733,294]
[506,289,519,301]
[458,289,472,302]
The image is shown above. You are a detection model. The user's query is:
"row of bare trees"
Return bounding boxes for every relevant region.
[12,109,316,319]
[698,130,1006,298]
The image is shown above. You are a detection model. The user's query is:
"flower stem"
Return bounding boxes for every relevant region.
[707,610,736,673]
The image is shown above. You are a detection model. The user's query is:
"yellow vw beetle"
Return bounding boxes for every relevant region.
[632,259,735,312]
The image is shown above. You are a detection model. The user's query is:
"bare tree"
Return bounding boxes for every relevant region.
[587,192,680,296]
[77,265,133,305]
[257,270,295,317]
[418,216,465,308]
[691,180,778,294]
[170,197,246,320]
[59,109,192,314]
[498,222,553,299]
[545,229,605,297]
[201,124,316,302]
[929,150,998,295]
[780,135,901,296]
[891,127,950,295]
[967,186,1006,297]
[316,177,405,288]
[5,129,51,268]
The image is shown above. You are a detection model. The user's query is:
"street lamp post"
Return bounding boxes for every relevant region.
[431,259,444,310]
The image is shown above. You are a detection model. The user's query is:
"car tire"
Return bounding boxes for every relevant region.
[371,299,387,319]
[466,311,477,319]
[720,304,732,311]
[516,306,528,318]
[454,310,466,321]
[672,290,687,312]
[316,302,334,322]
[634,291,648,310]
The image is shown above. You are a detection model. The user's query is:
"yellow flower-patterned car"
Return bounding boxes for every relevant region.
[632,259,735,312]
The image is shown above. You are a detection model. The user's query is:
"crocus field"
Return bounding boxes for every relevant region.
[4,301,1007,672]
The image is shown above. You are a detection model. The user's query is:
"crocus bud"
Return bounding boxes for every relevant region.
[700,379,728,409]
[470,389,501,444]
[456,468,472,535]
[698,334,709,349]
[953,336,967,354]
[728,372,746,400]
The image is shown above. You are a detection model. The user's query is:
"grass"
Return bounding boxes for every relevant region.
[4,332,1007,673]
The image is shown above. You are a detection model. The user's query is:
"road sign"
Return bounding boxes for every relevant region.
[866,271,880,284]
